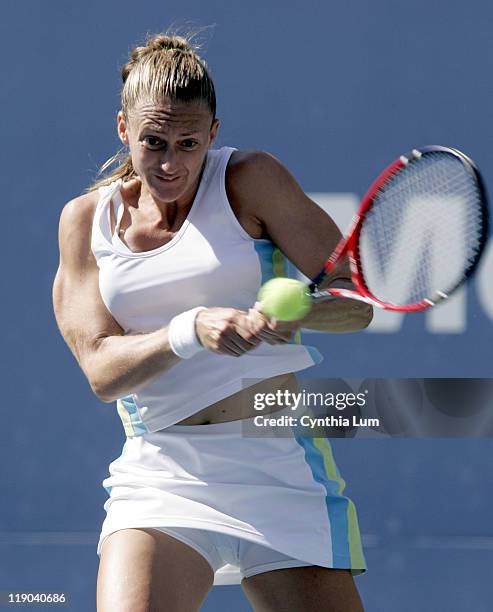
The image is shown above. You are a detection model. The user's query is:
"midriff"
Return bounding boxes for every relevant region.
[174,372,299,425]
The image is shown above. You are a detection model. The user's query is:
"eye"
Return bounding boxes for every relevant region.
[143,136,165,149]
[181,139,199,149]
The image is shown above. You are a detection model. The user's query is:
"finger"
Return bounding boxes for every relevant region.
[205,336,240,357]
[230,330,261,352]
[235,325,262,347]
[246,309,271,335]
[211,330,254,356]
[218,346,243,357]
[256,329,290,344]
[121,176,142,197]
[251,302,278,328]
[217,338,244,357]
[247,306,267,322]
[239,334,262,348]
[245,312,286,341]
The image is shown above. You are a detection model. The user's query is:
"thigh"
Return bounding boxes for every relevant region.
[241,566,364,612]
[97,528,214,612]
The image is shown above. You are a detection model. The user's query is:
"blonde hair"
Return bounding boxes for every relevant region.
[88,32,216,191]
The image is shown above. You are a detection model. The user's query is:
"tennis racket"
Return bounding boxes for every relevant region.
[309,145,489,311]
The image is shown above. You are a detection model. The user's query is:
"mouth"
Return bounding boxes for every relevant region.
[155,174,182,183]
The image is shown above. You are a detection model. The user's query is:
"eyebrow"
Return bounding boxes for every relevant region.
[140,128,202,139]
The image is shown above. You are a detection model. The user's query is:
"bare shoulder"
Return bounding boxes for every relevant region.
[225,150,295,239]
[57,190,100,267]
[227,149,279,170]
[226,149,288,192]
[227,148,312,205]
[59,190,99,232]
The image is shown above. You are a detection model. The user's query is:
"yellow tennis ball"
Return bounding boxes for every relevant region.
[257,278,312,321]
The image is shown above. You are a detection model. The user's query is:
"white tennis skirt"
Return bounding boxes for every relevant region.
[97,405,367,586]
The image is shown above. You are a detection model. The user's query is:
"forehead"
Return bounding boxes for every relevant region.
[129,99,212,133]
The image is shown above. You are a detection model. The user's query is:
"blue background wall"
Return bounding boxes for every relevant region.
[1,1,492,610]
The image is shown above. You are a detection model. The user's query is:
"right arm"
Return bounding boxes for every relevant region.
[52,192,275,403]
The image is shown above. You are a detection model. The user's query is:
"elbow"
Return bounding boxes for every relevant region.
[89,378,115,403]
[354,302,373,330]
[91,384,115,403]
[83,340,117,403]
[337,301,373,332]
[84,359,116,403]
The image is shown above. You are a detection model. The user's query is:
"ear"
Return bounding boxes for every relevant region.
[209,118,220,146]
[117,110,129,146]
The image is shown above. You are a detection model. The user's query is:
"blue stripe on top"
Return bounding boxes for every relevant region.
[116,395,149,437]
[253,240,323,363]
[253,239,286,283]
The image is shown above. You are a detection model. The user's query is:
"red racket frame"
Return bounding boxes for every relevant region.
[308,146,488,312]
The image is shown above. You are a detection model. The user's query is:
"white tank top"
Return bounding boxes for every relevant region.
[91,147,322,435]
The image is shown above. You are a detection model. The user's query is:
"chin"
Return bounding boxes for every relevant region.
[151,176,186,200]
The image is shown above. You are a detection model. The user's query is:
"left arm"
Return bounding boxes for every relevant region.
[226,150,373,333]
[298,278,373,332]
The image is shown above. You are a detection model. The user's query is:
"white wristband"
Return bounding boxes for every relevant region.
[168,306,207,359]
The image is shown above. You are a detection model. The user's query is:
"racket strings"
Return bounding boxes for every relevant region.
[377,157,480,208]
[359,153,484,306]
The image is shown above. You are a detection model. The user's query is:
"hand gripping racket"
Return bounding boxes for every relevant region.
[309,145,489,311]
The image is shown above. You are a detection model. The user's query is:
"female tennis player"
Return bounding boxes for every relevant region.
[52,33,372,612]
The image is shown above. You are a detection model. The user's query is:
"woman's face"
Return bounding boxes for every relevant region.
[118,98,219,204]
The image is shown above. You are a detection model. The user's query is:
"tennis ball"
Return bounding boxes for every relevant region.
[257,278,311,321]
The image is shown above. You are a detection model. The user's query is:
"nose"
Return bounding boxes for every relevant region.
[160,150,179,175]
